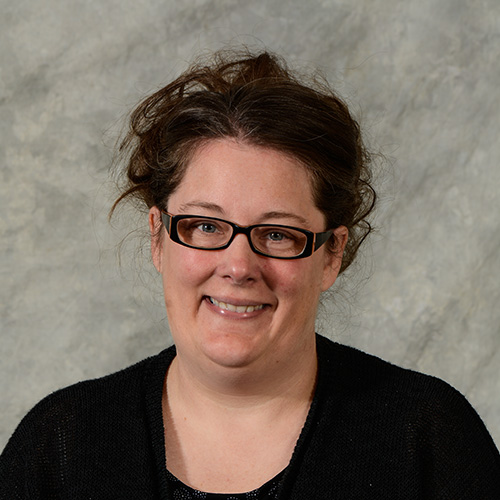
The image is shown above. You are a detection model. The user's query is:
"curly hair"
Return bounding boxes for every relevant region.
[112,49,376,273]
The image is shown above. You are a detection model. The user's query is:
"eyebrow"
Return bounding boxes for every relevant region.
[257,211,310,226]
[177,202,310,227]
[178,201,224,214]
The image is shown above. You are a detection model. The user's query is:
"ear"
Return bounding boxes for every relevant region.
[149,206,164,272]
[321,226,348,291]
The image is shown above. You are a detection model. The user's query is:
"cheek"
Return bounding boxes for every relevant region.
[162,244,215,291]
[272,260,321,300]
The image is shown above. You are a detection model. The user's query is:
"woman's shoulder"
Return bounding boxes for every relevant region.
[24,345,175,422]
[315,333,499,452]
[1,347,175,459]
[308,335,500,496]
[317,333,468,404]
[0,346,175,497]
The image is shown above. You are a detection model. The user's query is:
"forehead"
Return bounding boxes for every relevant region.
[168,139,324,227]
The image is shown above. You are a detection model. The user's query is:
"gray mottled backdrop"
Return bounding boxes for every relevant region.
[1,0,499,450]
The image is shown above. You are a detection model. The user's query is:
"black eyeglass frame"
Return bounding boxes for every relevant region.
[160,211,333,260]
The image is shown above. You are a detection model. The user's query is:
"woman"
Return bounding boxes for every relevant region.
[1,49,499,499]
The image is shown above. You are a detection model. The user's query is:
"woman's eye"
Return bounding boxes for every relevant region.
[197,222,218,233]
[267,231,287,241]
[263,229,298,244]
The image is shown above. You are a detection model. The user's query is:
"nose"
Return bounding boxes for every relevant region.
[219,233,260,284]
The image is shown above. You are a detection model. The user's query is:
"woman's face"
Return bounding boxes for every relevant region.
[150,139,347,374]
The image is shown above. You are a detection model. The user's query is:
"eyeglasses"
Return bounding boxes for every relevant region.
[160,211,333,260]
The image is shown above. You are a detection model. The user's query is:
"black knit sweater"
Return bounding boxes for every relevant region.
[1,335,500,499]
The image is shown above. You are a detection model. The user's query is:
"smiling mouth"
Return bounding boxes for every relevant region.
[207,296,265,313]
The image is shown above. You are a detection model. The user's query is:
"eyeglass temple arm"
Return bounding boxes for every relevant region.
[160,212,171,233]
[313,230,333,251]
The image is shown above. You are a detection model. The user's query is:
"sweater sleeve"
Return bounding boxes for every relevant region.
[410,377,500,499]
[0,428,29,499]
[293,338,500,499]
[0,352,167,500]
[0,390,82,499]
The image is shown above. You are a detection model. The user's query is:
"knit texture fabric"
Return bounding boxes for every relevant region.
[1,335,500,499]
[165,467,285,498]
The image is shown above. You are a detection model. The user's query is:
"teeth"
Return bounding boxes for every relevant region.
[209,297,264,313]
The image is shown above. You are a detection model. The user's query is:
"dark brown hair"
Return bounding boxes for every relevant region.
[112,49,376,273]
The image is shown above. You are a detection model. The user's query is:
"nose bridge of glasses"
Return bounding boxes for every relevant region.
[229,223,256,251]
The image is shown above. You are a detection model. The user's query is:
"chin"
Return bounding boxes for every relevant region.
[199,330,267,369]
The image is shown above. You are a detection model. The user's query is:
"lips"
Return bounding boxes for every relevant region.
[207,296,265,313]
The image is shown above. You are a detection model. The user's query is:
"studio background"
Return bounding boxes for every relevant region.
[1,0,499,450]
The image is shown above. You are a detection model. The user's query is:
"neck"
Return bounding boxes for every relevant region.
[162,338,318,493]
[166,337,318,416]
